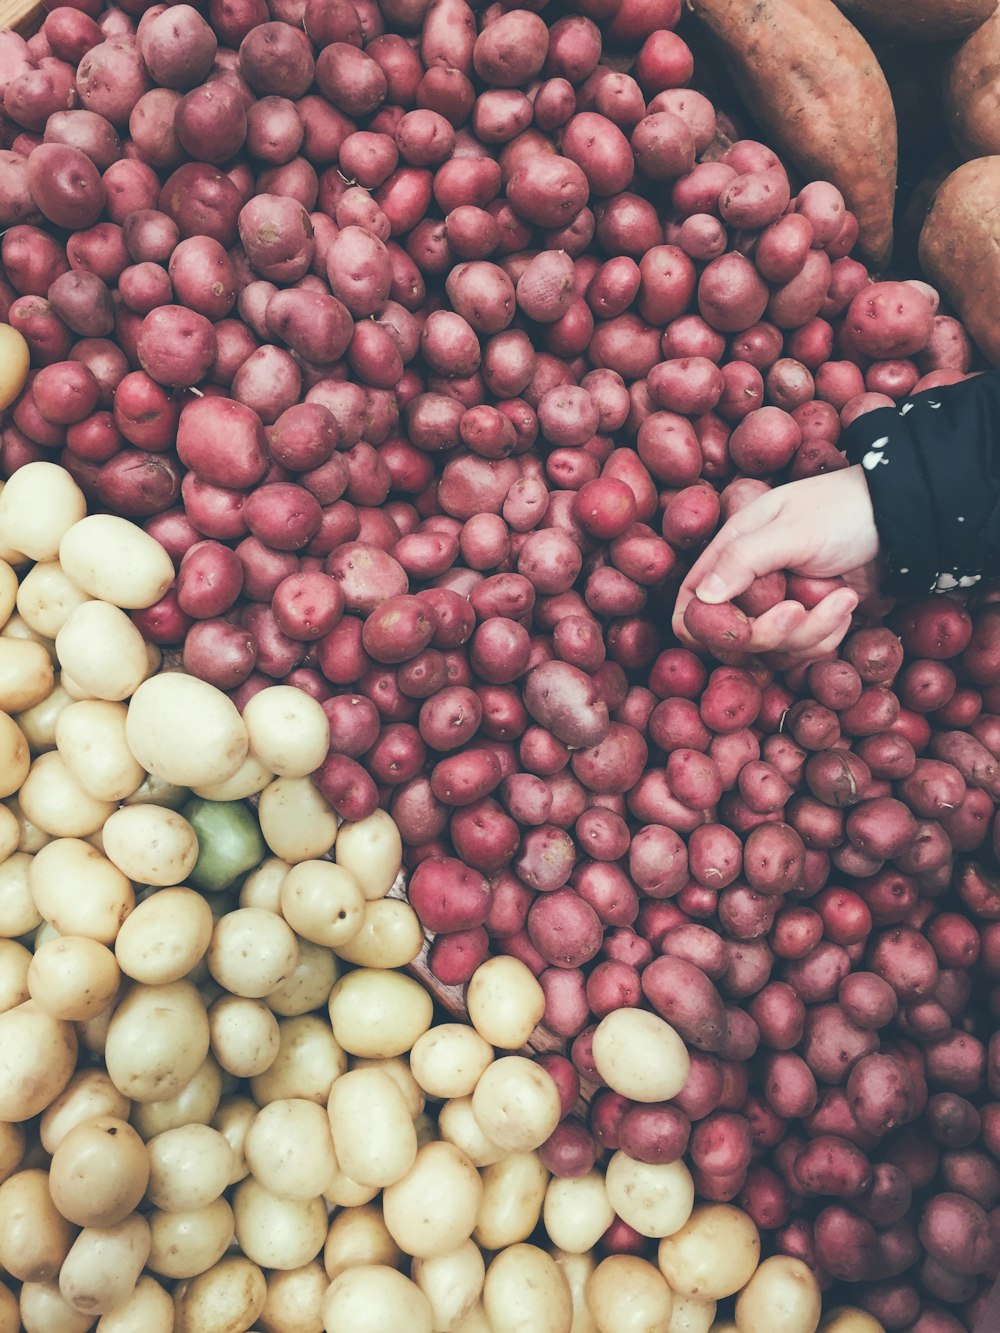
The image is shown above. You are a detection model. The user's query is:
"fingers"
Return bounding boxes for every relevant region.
[759,590,858,668]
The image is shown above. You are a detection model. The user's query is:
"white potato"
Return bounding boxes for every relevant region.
[130,1058,223,1141]
[324,1152,380,1209]
[471,1056,561,1153]
[323,1203,401,1281]
[586,1255,674,1333]
[544,1172,615,1254]
[259,1261,328,1333]
[27,935,121,1021]
[206,906,299,998]
[333,897,423,969]
[239,855,290,912]
[250,1014,347,1107]
[438,1095,507,1170]
[483,1244,573,1333]
[658,1205,761,1301]
[257,775,339,862]
[92,1274,174,1333]
[47,1116,149,1229]
[55,601,151,702]
[55,700,144,802]
[14,681,70,754]
[0,1000,77,1121]
[212,1094,255,1186]
[233,1177,327,1270]
[552,1249,598,1333]
[39,1069,130,1154]
[0,850,42,938]
[591,1009,690,1102]
[18,751,117,838]
[209,993,280,1078]
[409,1023,495,1100]
[327,1067,417,1189]
[321,1264,433,1333]
[473,1151,548,1251]
[172,1257,266,1333]
[15,561,90,639]
[242,685,330,778]
[125,674,249,788]
[19,1280,95,1333]
[466,956,544,1049]
[102,804,199,887]
[266,937,340,1018]
[0,558,16,625]
[412,1239,486,1332]
[245,1098,336,1200]
[0,463,86,562]
[734,1256,821,1333]
[145,1123,235,1212]
[58,1212,151,1316]
[0,939,30,1013]
[0,803,19,861]
[334,809,403,900]
[279,859,365,948]
[327,967,433,1058]
[104,980,210,1103]
[0,637,54,712]
[382,1140,483,1259]
[192,751,273,801]
[604,1153,694,1240]
[59,514,174,609]
[348,1054,424,1118]
[818,1309,885,1333]
[30,838,134,943]
[0,1165,75,1282]
[668,1294,718,1333]
[0,711,28,798]
[146,1199,234,1279]
[114,886,213,985]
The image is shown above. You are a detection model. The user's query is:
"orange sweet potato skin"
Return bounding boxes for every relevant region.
[686,0,897,267]
[919,156,1000,368]
[944,7,1000,159]
[835,0,996,43]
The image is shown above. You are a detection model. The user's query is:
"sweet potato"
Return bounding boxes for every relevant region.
[944,8,1000,159]
[835,0,996,42]
[687,0,896,265]
[919,157,1000,367]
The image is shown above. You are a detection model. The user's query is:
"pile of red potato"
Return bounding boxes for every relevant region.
[4,0,1000,1327]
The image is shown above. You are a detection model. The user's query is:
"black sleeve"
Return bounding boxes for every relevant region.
[841,371,1000,599]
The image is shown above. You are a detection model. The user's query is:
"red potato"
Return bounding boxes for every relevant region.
[407,856,490,932]
[918,1193,996,1277]
[845,280,936,359]
[793,1135,873,1198]
[138,5,216,88]
[629,824,689,898]
[136,305,217,389]
[75,36,152,127]
[683,597,752,663]
[528,889,603,969]
[561,112,634,196]
[26,143,105,231]
[641,955,727,1052]
[801,1004,880,1086]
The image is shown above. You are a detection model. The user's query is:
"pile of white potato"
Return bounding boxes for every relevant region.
[0,461,879,1333]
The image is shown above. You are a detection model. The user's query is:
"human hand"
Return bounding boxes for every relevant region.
[672,465,882,664]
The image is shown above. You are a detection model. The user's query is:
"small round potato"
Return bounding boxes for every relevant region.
[0,1000,77,1121]
[130,1058,224,1141]
[382,1140,483,1259]
[591,1009,690,1102]
[0,325,29,414]
[409,1023,495,1100]
[206,907,299,998]
[321,1264,433,1333]
[0,712,29,799]
[233,1177,328,1271]
[27,936,121,1021]
[473,1151,549,1251]
[103,980,210,1103]
[102,804,200,886]
[279,859,366,948]
[471,1057,561,1153]
[543,1173,615,1255]
[257,775,339,862]
[18,751,117,837]
[15,561,91,640]
[586,1255,674,1333]
[412,1239,486,1332]
[0,1166,76,1283]
[146,1198,234,1280]
[818,1309,885,1333]
[0,462,86,562]
[10,681,70,755]
[58,513,175,609]
[657,1204,761,1301]
[326,1067,417,1189]
[0,851,42,938]
[483,1244,573,1333]
[0,637,54,712]
[29,839,134,943]
[245,1098,336,1199]
[604,1153,695,1240]
[209,994,281,1077]
[192,752,274,801]
[259,1261,328,1333]
[438,1096,508,1171]
[172,1256,267,1333]
[58,1212,151,1316]
[145,1123,235,1212]
[323,1203,402,1281]
[327,968,433,1057]
[250,1014,347,1108]
[466,956,545,1049]
[55,700,145,802]
[55,600,151,701]
[114,887,214,984]
[242,685,330,778]
[334,808,403,900]
[125,673,249,788]
[0,559,15,624]
[0,939,30,1013]
[39,1069,131,1154]
[265,938,340,1018]
[239,856,291,913]
[48,1116,149,1228]
[734,1256,821,1333]
[88,1274,174,1333]
[332,898,423,969]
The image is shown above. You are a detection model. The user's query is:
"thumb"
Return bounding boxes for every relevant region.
[696,523,796,606]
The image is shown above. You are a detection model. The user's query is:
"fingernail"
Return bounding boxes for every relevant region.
[699,572,726,602]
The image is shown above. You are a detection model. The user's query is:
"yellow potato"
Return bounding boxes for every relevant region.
[412,1239,486,1333]
[409,1022,495,1100]
[0,850,42,938]
[0,324,29,411]
[266,936,340,1018]
[819,1309,885,1333]
[543,1172,615,1254]
[552,1249,598,1333]
[466,955,545,1049]
[206,905,299,998]
[321,1264,433,1333]
[114,886,213,985]
[0,1167,76,1282]
[54,699,144,802]
[90,1274,174,1333]
[586,1255,674,1333]
[239,854,290,912]
[103,980,210,1104]
[279,859,366,948]
[382,1140,483,1258]
[334,808,403,899]
[669,1295,718,1333]
[211,1093,255,1186]
[209,993,280,1078]
[0,711,29,798]
[734,1256,821,1333]
[0,461,85,562]
[48,1116,149,1228]
[27,935,121,1021]
[257,775,339,862]
[0,939,30,1014]
[172,1256,267,1333]
[242,684,331,777]
[0,1000,77,1121]
[658,1204,761,1302]
[58,513,175,610]
[250,1013,347,1107]
[245,1097,336,1199]
[15,681,73,755]
[145,1122,235,1213]
[591,1008,690,1102]
[146,1198,234,1279]
[327,967,433,1057]
[604,1153,694,1240]
[130,1057,223,1141]
[327,1067,417,1189]
[39,1069,130,1154]
[192,751,273,801]
[58,1212,151,1316]
[0,637,54,712]
[18,751,117,838]
[471,1056,561,1152]
[15,560,90,639]
[333,896,423,969]
[55,600,151,702]
[18,1280,95,1333]
[259,1262,328,1333]
[125,673,249,788]
[0,558,15,627]
[324,1202,402,1281]
[233,1177,327,1270]
[473,1151,548,1251]
[29,838,134,944]
[482,1243,573,1333]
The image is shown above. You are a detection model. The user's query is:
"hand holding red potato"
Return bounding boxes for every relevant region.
[673,465,881,664]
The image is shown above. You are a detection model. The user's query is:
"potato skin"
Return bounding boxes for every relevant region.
[920,156,1000,367]
[836,0,996,42]
[945,8,1000,159]
[687,0,896,265]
